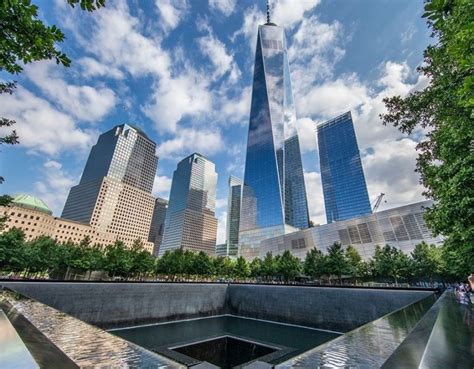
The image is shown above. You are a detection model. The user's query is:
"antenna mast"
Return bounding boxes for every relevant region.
[266,0,271,24]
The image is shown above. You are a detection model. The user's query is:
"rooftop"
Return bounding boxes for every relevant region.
[11,194,52,215]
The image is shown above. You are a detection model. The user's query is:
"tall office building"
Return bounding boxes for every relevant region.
[148,198,168,256]
[283,136,310,229]
[317,111,372,223]
[159,153,218,256]
[225,176,242,257]
[239,13,309,258]
[62,124,158,252]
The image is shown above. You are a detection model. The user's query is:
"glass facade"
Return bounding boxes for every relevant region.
[61,124,158,252]
[239,22,308,253]
[148,198,168,257]
[317,112,372,223]
[284,136,310,229]
[160,153,218,256]
[225,176,242,257]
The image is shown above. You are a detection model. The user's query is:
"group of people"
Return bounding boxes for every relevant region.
[454,274,474,305]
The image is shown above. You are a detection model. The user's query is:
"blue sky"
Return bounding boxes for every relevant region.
[0,0,432,243]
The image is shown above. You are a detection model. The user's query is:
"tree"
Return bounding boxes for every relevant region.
[0,0,105,181]
[129,239,154,279]
[213,256,235,279]
[24,235,58,276]
[373,245,412,284]
[326,242,349,284]
[0,195,13,229]
[380,0,474,279]
[260,252,276,279]
[192,251,214,277]
[234,256,250,279]
[411,242,443,283]
[276,250,301,282]
[303,248,327,280]
[0,227,26,273]
[103,241,132,279]
[249,258,262,278]
[345,245,363,281]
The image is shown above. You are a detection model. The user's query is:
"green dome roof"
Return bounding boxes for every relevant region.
[11,194,52,215]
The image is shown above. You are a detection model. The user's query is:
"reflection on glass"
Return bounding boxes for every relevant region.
[317,112,372,223]
[240,22,309,252]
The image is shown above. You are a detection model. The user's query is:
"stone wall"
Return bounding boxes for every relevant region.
[1,282,434,332]
[1,282,228,329]
[226,284,434,332]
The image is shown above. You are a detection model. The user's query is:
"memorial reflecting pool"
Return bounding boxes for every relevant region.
[111,315,340,367]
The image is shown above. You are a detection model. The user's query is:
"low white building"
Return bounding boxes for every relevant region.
[256,200,443,260]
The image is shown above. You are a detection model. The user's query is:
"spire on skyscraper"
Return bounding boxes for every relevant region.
[265,0,276,26]
[266,0,270,24]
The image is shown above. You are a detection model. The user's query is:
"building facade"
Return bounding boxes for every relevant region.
[148,198,168,257]
[239,17,308,258]
[259,201,443,260]
[1,194,116,245]
[283,136,310,229]
[62,124,158,252]
[317,112,372,223]
[159,153,218,256]
[225,176,242,258]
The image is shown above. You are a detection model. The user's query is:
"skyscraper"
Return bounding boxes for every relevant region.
[226,176,242,257]
[148,198,168,257]
[317,111,372,223]
[239,14,309,258]
[159,153,218,256]
[283,136,310,229]
[62,124,158,252]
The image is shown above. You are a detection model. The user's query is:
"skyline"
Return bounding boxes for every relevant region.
[0,0,432,244]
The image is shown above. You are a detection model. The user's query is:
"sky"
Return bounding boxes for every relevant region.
[0,0,433,244]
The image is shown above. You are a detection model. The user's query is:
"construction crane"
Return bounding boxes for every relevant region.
[372,193,386,212]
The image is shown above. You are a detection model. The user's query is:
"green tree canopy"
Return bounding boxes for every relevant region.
[373,245,412,284]
[326,242,349,283]
[276,250,301,282]
[411,242,443,282]
[303,248,327,279]
[234,256,250,279]
[260,252,276,278]
[380,0,474,279]
[0,227,26,273]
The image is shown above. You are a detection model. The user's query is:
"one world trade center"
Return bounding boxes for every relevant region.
[239,7,310,259]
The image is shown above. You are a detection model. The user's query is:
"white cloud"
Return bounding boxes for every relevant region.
[155,0,188,32]
[273,0,320,28]
[362,138,424,211]
[304,171,325,225]
[231,5,262,48]
[156,128,225,159]
[218,86,251,125]
[198,31,241,82]
[61,1,170,79]
[289,15,344,89]
[0,87,95,155]
[143,70,213,133]
[24,61,116,123]
[295,117,317,153]
[209,0,236,16]
[152,174,172,199]
[34,160,78,216]
[77,57,125,80]
[215,197,227,209]
[297,74,370,120]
